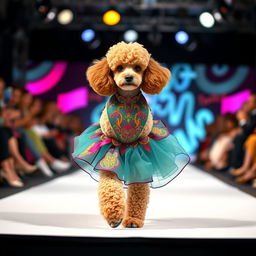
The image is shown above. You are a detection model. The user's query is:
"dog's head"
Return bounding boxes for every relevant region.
[86,42,171,96]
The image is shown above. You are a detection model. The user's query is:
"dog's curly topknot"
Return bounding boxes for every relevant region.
[106,42,151,71]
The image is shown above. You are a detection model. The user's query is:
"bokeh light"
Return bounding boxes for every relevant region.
[57,9,74,25]
[81,29,95,42]
[175,31,189,44]
[103,10,121,26]
[199,12,215,28]
[123,30,138,42]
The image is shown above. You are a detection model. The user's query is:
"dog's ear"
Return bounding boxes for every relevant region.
[141,58,171,95]
[86,57,116,96]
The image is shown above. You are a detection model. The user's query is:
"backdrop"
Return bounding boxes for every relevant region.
[13,62,256,156]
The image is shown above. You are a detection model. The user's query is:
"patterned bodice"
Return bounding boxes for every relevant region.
[106,92,149,143]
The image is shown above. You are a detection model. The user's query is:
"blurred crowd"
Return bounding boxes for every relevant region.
[197,94,256,188]
[0,78,83,188]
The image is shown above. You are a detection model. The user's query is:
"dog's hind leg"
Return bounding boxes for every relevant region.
[98,171,125,228]
[122,183,150,228]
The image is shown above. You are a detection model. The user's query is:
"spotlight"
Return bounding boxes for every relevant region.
[175,31,189,45]
[175,32,198,52]
[45,8,57,22]
[81,29,95,42]
[213,11,223,22]
[57,9,74,25]
[123,30,138,42]
[81,30,101,50]
[103,10,121,26]
[47,11,55,20]
[199,12,215,28]
[214,0,233,23]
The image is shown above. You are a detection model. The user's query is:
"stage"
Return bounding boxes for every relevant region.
[0,165,255,239]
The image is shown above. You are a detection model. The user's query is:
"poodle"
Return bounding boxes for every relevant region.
[72,41,189,228]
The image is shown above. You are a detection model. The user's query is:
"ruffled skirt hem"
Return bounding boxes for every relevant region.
[72,121,190,189]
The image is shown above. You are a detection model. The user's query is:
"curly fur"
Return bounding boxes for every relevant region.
[98,171,125,227]
[106,42,151,71]
[86,42,171,228]
[141,58,171,95]
[86,42,170,96]
[122,183,150,228]
[86,58,116,96]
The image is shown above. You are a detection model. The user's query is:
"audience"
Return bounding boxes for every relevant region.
[206,114,240,171]
[197,94,256,188]
[17,92,72,175]
[0,78,83,188]
[31,99,71,164]
[230,95,256,184]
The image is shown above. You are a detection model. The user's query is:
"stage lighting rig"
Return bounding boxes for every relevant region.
[18,0,255,35]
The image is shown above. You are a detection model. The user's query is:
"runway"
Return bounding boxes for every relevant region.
[0,165,256,238]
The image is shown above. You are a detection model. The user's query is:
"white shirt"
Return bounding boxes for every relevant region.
[32,124,50,136]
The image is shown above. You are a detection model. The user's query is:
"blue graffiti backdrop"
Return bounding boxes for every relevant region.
[147,63,254,155]
[147,63,215,155]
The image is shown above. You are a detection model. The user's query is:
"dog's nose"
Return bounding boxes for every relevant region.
[125,76,133,83]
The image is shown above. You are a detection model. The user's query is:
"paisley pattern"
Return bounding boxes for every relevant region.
[107,92,149,143]
[98,149,120,170]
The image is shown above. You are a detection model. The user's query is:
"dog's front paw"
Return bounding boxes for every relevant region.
[122,217,144,228]
[101,199,125,229]
[109,219,123,228]
[104,208,124,229]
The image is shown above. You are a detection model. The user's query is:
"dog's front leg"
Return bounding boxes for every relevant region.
[98,171,125,228]
[122,183,150,228]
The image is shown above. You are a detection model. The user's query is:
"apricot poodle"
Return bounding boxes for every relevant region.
[86,42,170,228]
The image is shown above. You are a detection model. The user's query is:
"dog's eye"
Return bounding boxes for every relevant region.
[134,65,141,72]
[116,65,123,72]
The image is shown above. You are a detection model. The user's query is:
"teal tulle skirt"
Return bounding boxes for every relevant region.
[72,120,190,188]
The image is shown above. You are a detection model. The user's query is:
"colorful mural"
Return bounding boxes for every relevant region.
[15,61,256,155]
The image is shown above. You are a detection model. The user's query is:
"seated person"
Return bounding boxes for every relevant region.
[31,99,70,162]
[0,126,24,188]
[16,92,71,174]
[230,94,256,171]
[232,132,256,184]
[207,113,241,170]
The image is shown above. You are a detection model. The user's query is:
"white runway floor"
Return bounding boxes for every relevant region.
[0,165,256,238]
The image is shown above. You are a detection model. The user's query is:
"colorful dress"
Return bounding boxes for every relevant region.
[72,92,190,188]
